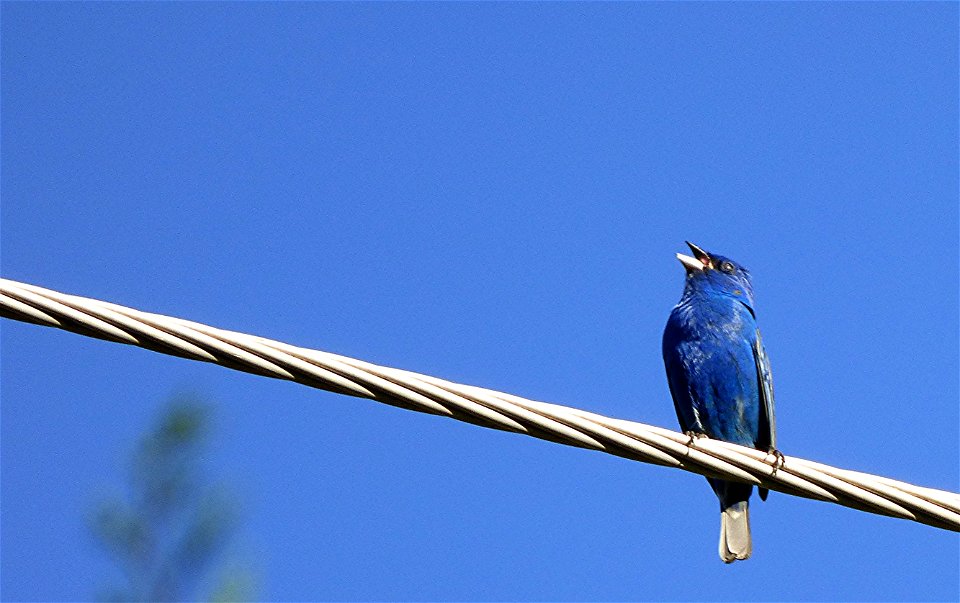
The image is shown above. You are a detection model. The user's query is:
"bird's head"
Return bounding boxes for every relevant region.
[676,242,756,309]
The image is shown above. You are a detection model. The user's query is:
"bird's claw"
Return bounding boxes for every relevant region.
[684,430,706,447]
[766,448,785,474]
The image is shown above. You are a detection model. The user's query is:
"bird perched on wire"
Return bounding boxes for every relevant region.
[662,242,778,563]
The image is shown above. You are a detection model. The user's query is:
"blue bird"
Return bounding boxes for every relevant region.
[662,242,777,563]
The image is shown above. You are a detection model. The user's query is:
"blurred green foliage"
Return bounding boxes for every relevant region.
[90,396,256,602]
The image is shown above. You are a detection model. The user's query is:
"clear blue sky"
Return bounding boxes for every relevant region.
[2,3,957,601]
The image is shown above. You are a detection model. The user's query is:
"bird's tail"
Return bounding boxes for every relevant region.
[719,500,752,563]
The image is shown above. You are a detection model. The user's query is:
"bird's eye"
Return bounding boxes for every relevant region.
[720,261,735,273]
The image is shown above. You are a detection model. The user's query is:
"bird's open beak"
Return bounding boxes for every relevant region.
[676,241,712,272]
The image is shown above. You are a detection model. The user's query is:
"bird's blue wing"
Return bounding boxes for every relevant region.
[752,329,776,453]
[753,329,776,502]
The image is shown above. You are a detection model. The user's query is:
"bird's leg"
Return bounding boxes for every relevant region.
[766,448,785,474]
[684,430,707,447]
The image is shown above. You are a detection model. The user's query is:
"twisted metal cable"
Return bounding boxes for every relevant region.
[2,277,958,532]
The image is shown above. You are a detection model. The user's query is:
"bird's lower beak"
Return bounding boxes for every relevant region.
[676,241,712,272]
[676,253,704,272]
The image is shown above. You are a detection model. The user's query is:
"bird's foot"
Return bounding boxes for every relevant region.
[766,448,785,474]
[684,431,706,447]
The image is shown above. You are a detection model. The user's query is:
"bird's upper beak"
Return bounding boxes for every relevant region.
[676,241,712,272]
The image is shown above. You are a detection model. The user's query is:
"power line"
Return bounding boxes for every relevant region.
[2,277,957,532]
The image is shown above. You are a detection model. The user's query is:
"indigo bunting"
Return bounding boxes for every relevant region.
[662,242,777,563]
